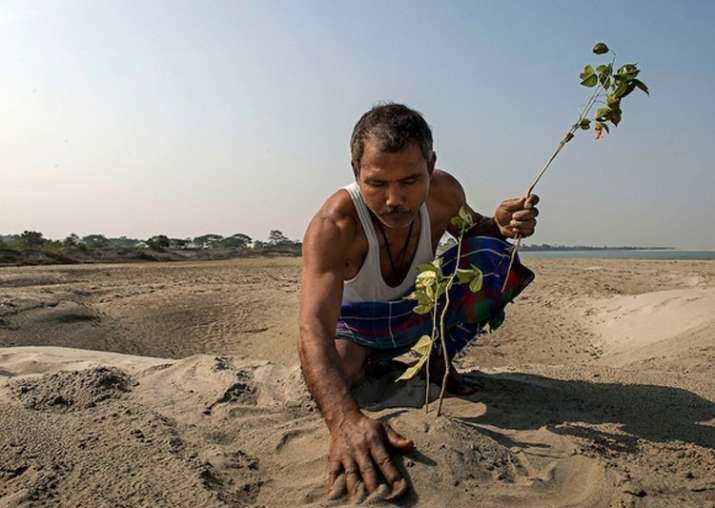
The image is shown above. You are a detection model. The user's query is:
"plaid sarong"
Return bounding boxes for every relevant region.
[336,235,534,358]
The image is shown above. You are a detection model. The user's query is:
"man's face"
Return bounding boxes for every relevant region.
[355,138,435,230]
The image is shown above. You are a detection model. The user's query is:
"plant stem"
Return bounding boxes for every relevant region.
[425,298,439,413]
[436,227,466,417]
[501,83,604,293]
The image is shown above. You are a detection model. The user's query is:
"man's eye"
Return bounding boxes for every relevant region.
[368,182,385,187]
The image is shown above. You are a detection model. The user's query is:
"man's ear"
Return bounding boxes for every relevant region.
[428,151,437,175]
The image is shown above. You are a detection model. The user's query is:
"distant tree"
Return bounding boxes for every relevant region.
[63,233,80,248]
[82,234,109,249]
[220,233,252,249]
[147,235,170,250]
[19,230,45,249]
[193,234,223,248]
[169,238,188,249]
[268,230,290,245]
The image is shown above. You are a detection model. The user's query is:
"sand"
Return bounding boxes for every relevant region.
[0,257,713,507]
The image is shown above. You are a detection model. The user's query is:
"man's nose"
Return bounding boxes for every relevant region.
[385,184,404,208]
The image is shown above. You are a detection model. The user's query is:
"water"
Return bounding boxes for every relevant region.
[520,249,715,260]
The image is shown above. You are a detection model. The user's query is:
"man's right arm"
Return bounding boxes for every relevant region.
[298,205,412,501]
[298,210,360,428]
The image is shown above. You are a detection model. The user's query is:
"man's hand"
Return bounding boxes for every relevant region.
[494,194,540,238]
[327,413,413,502]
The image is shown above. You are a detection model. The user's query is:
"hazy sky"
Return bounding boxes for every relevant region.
[3,0,714,248]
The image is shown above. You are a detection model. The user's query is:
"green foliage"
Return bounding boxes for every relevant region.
[82,234,109,249]
[396,336,433,381]
[147,235,170,250]
[63,233,80,248]
[19,230,45,249]
[577,42,648,138]
[592,42,609,54]
[400,206,484,415]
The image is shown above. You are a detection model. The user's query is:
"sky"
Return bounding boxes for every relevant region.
[2,0,714,248]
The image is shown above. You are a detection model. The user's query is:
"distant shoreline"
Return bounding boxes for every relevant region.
[520,245,674,251]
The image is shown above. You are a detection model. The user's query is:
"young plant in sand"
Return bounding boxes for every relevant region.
[398,207,484,417]
[502,41,649,290]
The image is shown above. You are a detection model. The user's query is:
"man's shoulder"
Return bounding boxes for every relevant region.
[429,169,466,212]
[303,188,358,245]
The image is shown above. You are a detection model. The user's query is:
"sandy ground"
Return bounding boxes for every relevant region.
[0,257,713,507]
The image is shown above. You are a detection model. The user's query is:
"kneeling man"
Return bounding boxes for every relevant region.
[298,103,538,501]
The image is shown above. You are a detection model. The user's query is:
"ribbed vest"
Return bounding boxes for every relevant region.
[341,182,433,303]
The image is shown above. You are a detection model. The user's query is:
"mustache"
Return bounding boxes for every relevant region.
[379,206,411,216]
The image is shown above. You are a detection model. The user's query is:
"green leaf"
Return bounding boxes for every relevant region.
[595,106,611,120]
[469,271,483,292]
[619,82,637,99]
[599,74,611,88]
[579,118,591,130]
[417,263,437,274]
[595,63,612,75]
[456,268,474,284]
[592,42,609,55]
[610,108,622,126]
[616,64,640,80]
[580,74,598,87]
[413,304,434,315]
[458,206,472,226]
[613,80,629,98]
[631,78,649,95]
[397,351,429,381]
[580,65,595,80]
[412,334,433,356]
[607,95,620,108]
[396,335,433,381]
[450,216,467,229]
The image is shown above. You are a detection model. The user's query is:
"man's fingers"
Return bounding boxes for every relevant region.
[327,473,346,500]
[512,208,539,221]
[383,422,414,452]
[500,197,527,212]
[343,458,359,498]
[370,443,402,489]
[525,194,540,208]
[353,450,380,493]
[327,459,342,491]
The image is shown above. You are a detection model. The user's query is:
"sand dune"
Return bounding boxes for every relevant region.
[1,258,714,506]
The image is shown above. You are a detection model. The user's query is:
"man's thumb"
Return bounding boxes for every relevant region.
[383,423,414,452]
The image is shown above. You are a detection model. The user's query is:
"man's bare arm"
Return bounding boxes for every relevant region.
[298,206,413,501]
[298,211,360,428]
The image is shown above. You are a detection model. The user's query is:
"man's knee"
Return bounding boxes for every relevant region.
[334,339,368,385]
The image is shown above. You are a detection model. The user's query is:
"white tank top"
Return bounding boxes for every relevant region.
[341,182,434,303]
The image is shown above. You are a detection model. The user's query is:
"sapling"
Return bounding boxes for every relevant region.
[502,41,649,291]
[400,42,648,417]
[399,207,483,416]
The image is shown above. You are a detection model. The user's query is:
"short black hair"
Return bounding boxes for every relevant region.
[350,103,433,172]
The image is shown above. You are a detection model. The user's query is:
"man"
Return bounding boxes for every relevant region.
[298,103,538,501]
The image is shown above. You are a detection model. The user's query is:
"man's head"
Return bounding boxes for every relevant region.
[350,103,436,229]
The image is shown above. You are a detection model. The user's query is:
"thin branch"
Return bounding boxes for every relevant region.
[436,226,466,416]
[425,297,439,413]
[501,83,604,292]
